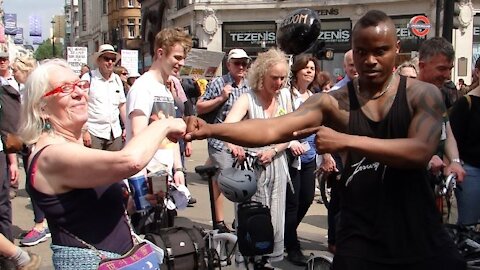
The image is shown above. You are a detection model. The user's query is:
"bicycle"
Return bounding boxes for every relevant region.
[195,165,239,269]
[432,172,458,223]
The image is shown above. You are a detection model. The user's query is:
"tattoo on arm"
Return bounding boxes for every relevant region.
[414,87,445,141]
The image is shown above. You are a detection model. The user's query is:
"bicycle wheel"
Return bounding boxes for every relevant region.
[306,254,333,270]
[319,173,331,209]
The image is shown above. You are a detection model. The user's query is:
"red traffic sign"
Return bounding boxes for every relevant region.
[408,15,431,37]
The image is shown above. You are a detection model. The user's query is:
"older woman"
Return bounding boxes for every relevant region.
[19,59,185,269]
[224,48,291,264]
[11,56,51,247]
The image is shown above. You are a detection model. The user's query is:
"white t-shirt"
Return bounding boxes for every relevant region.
[82,69,126,140]
[125,72,177,176]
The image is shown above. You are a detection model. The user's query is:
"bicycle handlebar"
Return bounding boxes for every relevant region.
[440,173,457,196]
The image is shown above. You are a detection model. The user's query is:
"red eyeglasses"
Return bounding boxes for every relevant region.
[43,80,90,97]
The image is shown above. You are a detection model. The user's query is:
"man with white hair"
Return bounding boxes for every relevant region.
[81,44,126,151]
[330,49,358,91]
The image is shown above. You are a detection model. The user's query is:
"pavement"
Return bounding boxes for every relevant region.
[10,139,332,269]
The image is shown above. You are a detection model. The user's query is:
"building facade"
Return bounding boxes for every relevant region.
[139,0,479,84]
[65,0,141,66]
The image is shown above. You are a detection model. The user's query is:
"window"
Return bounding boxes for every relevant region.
[102,0,107,14]
[128,0,134,7]
[81,0,86,31]
[177,0,187,9]
[128,18,135,38]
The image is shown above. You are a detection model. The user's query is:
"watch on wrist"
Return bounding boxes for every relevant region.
[451,158,464,165]
[174,168,185,173]
[272,147,279,156]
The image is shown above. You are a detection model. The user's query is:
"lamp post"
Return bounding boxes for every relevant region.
[51,19,55,57]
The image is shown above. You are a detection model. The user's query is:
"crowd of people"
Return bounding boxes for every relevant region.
[0,8,478,270]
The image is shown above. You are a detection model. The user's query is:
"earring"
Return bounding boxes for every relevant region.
[43,120,52,131]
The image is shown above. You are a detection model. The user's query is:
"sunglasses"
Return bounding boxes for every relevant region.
[44,80,90,97]
[121,72,128,75]
[232,61,249,67]
[102,55,117,62]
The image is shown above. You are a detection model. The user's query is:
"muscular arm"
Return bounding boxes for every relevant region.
[188,93,331,147]
[342,82,444,168]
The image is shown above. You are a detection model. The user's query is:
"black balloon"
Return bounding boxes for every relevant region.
[277,8,321,55]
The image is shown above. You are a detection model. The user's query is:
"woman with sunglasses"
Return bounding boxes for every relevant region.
[19,59,186,269]
[113,66,130,94]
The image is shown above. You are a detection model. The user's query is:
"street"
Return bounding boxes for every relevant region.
[11,139,331,269]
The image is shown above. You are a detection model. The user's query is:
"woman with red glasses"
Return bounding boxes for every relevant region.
[18,59,186,269]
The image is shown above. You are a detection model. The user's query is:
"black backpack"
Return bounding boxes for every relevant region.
[145,226,206,270]
[237,201,274,256]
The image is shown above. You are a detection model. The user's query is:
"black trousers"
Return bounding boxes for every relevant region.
[284,159,316,251]
[0,151,13,241]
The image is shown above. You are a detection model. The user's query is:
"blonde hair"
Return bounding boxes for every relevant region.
[247,48,289,92]
[19,59,71,144]
[12,56,37,74]
[153,27,193,60]
[396,57,419,76]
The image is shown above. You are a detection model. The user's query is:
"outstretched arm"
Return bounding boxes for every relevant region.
[186,93,332,147]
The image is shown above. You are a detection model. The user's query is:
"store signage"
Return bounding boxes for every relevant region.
[317,8,339,16]
[408,15,431,37]
[318,29,350,43]
[229,31,276,43]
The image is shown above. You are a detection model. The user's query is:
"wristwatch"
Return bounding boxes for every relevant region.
[451,158,464,165]
[174,168,185,173]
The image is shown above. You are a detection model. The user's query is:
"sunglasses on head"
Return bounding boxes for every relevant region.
[102,55,117,62]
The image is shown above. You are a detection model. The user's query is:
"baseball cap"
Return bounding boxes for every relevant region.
[0,51,9,59]
[227,49,250,61]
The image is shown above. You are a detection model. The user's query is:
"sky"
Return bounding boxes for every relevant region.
[3,0,65,45]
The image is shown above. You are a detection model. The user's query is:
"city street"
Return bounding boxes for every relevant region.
[11,139,331,269]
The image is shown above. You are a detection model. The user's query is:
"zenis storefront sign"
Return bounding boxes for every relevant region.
[223,22,276,49]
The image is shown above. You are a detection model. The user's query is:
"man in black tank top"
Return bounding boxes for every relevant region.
[186,10,465,269]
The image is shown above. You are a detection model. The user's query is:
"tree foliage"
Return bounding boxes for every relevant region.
[34,39,62,60]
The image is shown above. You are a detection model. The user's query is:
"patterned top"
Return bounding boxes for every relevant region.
[201,73,250,150]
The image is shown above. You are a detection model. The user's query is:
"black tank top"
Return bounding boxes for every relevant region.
[336,76,455,263]
[27,146,133,255]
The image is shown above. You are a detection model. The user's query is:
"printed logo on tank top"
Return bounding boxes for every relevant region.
[345,157,386,186]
